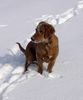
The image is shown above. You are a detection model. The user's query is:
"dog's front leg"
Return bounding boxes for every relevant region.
[37,60,43,74]
[47,60,55,73]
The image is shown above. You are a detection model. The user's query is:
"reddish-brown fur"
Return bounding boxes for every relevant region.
[17,21,59,74]
[31,21,59,74]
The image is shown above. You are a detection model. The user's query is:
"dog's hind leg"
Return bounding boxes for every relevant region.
[23,60,30,74]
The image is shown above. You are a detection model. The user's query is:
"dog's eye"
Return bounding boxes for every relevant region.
[40,30,43,33]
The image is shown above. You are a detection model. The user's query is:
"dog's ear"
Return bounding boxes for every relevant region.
[44,24,55,38]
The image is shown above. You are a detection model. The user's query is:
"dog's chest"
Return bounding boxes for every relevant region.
[36,42,57,62]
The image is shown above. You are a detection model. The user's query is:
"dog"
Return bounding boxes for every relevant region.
[31,21,59,74]
[17,21,59,74]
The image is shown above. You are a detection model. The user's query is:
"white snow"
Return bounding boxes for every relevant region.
[35,0,83,26]
[0,25,8,28]
[0,0,83,100]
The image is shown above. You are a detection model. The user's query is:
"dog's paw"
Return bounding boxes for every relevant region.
[48,73,63,79]
[43,71,63,79]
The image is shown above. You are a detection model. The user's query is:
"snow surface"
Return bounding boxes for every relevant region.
[0,0,83,100]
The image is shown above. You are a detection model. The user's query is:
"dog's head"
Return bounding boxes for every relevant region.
[31,21,55,43]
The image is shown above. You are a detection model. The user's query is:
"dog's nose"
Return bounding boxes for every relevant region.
[31,37,34,41]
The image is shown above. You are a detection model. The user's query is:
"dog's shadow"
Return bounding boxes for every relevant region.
[0,50,38,77]
[0,53,24,69]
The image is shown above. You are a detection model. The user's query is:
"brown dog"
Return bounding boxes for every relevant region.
[31,21,59,74]
[17,21,59,74]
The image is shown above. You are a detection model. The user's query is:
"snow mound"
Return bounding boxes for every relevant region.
[0,25,8,28]
[42,71,63,79]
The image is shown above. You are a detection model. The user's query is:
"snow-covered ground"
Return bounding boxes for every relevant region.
[0,0,83,100]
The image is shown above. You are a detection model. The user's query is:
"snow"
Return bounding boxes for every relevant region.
[0,0,83,100]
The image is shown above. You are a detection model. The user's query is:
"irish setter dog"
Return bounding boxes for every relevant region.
[17,21,59,74]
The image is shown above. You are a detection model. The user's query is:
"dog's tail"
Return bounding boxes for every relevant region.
[16,42,25,54]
